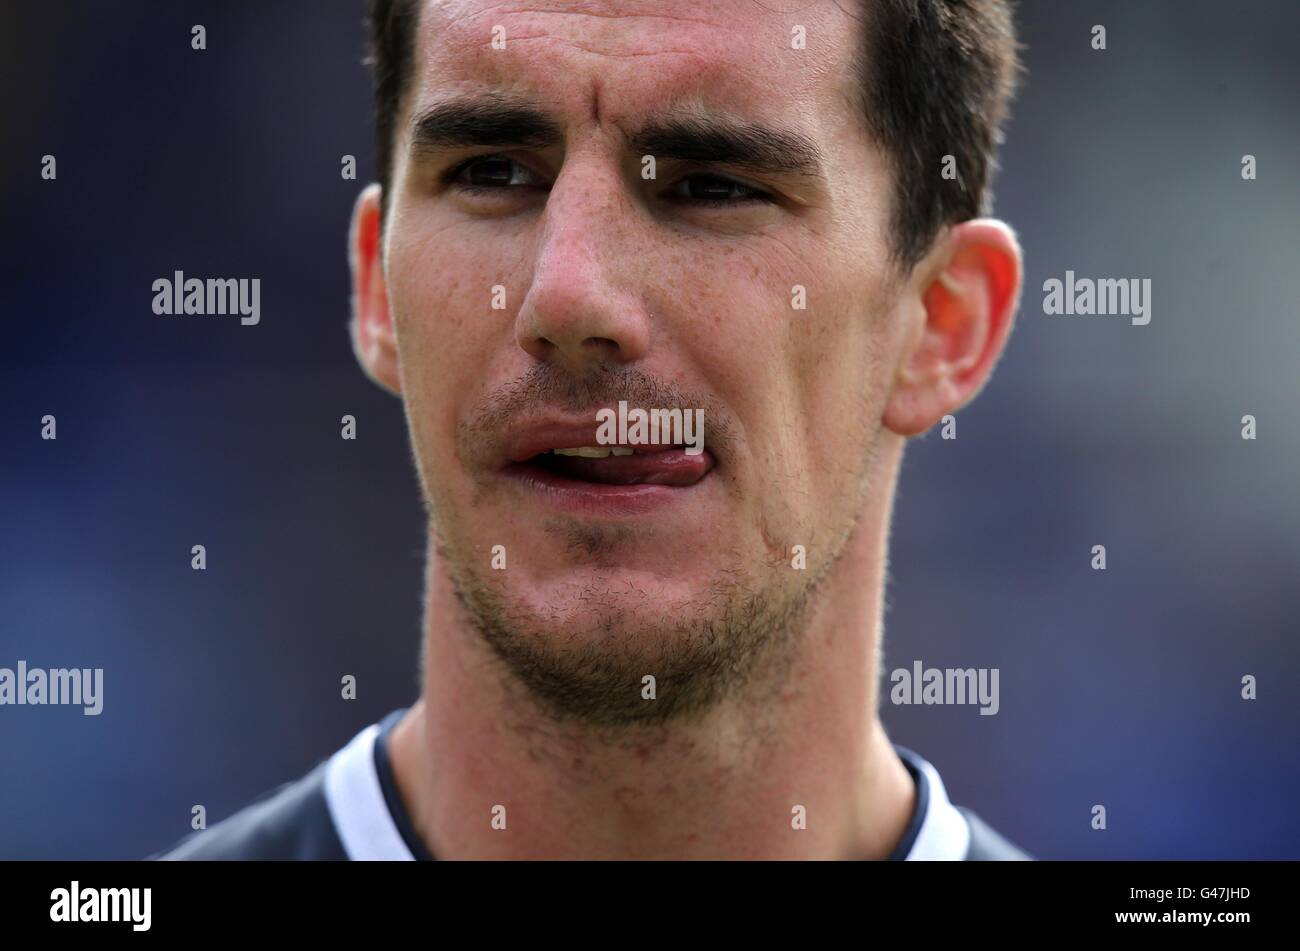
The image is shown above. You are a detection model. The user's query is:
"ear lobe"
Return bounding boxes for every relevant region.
[883,219,1022,437]
[349,183,402,396]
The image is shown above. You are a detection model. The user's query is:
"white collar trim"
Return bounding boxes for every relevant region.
[323,722,414,860]
[903,752,972,861]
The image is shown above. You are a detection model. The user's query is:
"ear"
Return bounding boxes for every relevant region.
[882,219,1022,437]
[349,183,402,396]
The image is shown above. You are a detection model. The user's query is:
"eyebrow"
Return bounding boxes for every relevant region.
[409,94,563,154]
[407,94,827,181]
[628,114,826,181]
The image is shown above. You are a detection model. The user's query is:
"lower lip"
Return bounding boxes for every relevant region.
[500,462,710,517]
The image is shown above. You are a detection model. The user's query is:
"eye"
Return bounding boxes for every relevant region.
[668,173,773,207]
[446,155,548,192]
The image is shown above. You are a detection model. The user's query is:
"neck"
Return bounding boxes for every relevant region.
[389,474,914,859]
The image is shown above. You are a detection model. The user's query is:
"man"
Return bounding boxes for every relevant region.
[159,0,1029,860]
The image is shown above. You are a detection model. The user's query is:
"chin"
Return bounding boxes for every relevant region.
[446,536,814,720]
[508,567,724,635]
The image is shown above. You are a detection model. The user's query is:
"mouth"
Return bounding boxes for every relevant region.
[516,444,712,486]
[499,424,716,516]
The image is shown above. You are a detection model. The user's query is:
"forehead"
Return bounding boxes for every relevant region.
[409,0,861,129]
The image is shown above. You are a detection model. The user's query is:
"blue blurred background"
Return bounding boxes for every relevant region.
[1,1,1296,859]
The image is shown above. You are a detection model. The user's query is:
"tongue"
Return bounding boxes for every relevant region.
[544,448,713,486]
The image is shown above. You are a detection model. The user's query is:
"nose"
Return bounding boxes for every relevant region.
[514,155,652,368]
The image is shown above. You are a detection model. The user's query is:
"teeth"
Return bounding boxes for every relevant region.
[552,446,635,458]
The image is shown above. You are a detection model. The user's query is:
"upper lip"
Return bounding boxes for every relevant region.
[501,413,702,465]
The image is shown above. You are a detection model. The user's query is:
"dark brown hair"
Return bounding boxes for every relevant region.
[364,0,1020,268]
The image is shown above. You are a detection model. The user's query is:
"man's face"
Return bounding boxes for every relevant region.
[374,0,917,723]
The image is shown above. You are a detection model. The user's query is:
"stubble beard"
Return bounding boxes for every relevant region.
[430,497,865,736]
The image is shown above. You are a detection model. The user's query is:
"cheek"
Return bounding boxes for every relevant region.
[746,260,899,533]
[388,222,498,366]
[660,237,821,405]
[384,222,515,484]
[645,242,859,540]
[687,239,893,453]
[795,296,897,506]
